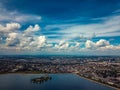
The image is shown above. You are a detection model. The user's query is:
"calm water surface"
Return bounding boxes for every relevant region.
[0,74,115,90]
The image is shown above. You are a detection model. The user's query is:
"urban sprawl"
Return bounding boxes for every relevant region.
[0,56,120,89]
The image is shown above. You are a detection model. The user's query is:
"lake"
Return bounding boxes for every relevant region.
[0,74,115,90]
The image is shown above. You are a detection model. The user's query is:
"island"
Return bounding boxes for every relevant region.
[31,75,52,84]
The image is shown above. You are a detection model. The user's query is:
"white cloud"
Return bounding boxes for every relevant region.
[19,29,46,50]
[0,22,48,52]
[54,41,81,52]
[24,24,41,34]
[100,45,120,50]
[96,39,110,47]
[44,14,120,43]
[19,36,34,49]
[0,23,21,32]
[69,42,81,52]
[0,5,41,23]
[54,40,69,50]
[37,36,46,48]
[6,32,19,46]
[14,14,41,23]
[85,39,110,49]
[85,40,96,49]
[0,23,120,55]
[6,23,21,31]
[85,39,120,52]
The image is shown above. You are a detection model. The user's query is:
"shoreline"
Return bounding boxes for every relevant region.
[75,74,120,90]
[0,72,119,90]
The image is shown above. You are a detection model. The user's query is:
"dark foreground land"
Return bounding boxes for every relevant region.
[0,55,120,89]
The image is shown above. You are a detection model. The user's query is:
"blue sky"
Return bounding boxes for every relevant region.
[0,0,120,55]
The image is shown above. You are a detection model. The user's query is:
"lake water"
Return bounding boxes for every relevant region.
[0,74,115,90]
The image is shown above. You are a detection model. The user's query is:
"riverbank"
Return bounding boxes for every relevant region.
[75,74,120,90]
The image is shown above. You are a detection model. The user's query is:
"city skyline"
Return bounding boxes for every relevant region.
[0,0,120,55]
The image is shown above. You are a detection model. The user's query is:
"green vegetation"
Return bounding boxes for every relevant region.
[31,75,52,84]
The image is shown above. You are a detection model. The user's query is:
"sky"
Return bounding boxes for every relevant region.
[0,0,120,55]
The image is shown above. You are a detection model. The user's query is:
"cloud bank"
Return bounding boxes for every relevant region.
[0,22,120,55]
